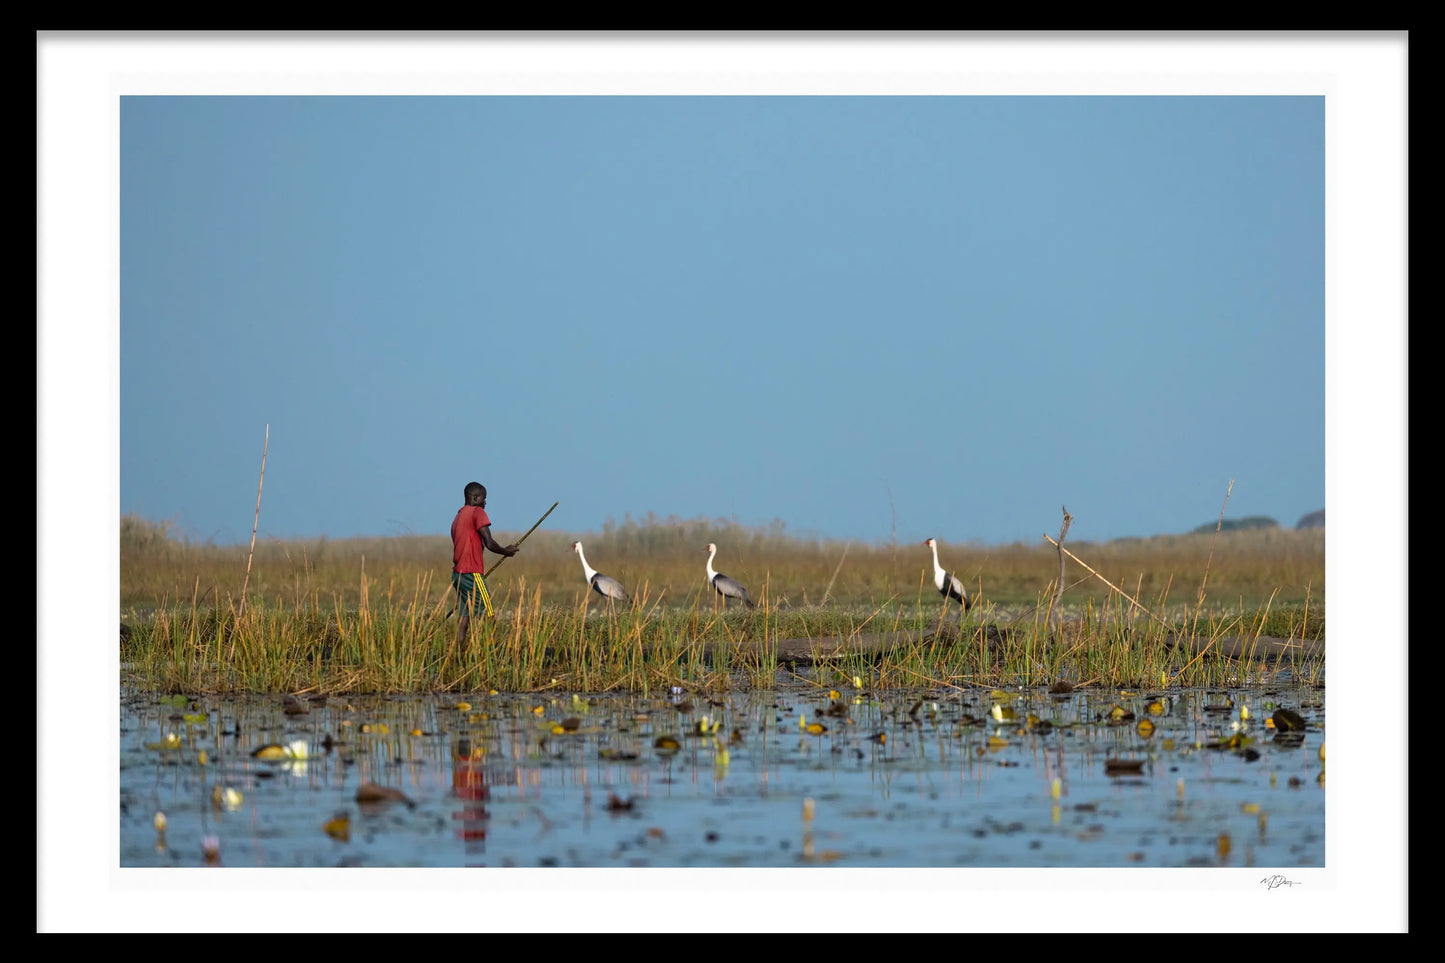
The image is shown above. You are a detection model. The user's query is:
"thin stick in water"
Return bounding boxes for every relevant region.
[1050,505,1073,633]
[236,423,268,626]
[820,541,850,607]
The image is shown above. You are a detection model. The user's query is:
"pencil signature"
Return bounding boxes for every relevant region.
[1260,875,1301,890]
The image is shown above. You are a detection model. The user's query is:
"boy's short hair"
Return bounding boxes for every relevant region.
[464,481,486,500]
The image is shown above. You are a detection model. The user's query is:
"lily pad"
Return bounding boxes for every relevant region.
[355,783,414,807]
[1104,758,1146,775]
[1271,708,1307,732]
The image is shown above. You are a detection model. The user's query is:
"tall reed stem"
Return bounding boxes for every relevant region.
[237,423,269,623]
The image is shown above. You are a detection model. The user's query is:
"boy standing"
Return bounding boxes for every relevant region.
[451,482,519,645]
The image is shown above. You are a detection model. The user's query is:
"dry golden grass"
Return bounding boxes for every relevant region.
[121,514,1325,694]
[121,512,1324,618]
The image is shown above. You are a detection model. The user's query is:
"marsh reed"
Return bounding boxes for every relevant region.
[121,512,1324,695]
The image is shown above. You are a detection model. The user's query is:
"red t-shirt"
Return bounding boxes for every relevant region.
[451,505,492,574]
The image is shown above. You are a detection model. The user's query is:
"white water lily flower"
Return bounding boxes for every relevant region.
[286,739,309,759]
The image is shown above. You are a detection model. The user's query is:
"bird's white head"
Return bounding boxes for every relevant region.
[571,541,582,553]
[705,543,717,553]
[924,538,936,548]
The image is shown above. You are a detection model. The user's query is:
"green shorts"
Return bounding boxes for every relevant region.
[451,571,495,618]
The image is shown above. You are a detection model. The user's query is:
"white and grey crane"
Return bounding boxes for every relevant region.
[923,537,972,610]
[704,542,755,609]
[571,541,629,607]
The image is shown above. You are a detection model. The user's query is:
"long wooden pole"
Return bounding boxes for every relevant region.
[486,500,558,578]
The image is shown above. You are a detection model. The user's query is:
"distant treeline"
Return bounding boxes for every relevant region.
[1190,510,1325,535]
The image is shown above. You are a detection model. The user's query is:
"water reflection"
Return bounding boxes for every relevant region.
[451,736,489,856]
[119,683,1325,869]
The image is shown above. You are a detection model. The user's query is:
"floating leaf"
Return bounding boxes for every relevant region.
[251,744,291,760]
[322,814,350,841]
[598,747,638,761]
[182,713,208,725]
[805,723,828,735]
[1210,732,1254,751]
[454,702,472,712]
[282,695,309,716]
[355,783,413,806]
[1104,758,1146,776]
[986,736,1008,751]
[1146,700,1165,715]
[211,785,243,810]
[1136,719,1156,738]
[158,694,188,708]
[410,728,423,737]
[654,735,680,754]
[1272,708,1307,732]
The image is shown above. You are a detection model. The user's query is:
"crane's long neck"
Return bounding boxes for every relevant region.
[930,541,945,577]
[706,546,718,581]
[576,547,597,582]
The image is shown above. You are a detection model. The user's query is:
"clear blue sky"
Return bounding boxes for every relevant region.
[120,94,1324,546]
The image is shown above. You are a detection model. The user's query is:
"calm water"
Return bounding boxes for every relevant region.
[119,681,1324,869]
